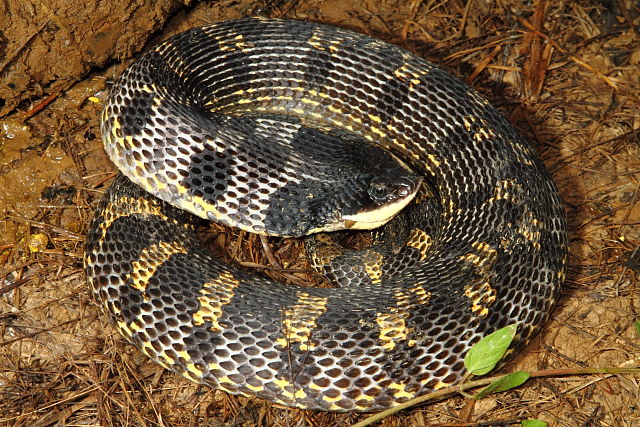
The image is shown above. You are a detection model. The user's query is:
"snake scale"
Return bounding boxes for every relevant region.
[85,17,567,412]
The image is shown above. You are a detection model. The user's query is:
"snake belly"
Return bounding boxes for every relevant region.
[85,17,568,412]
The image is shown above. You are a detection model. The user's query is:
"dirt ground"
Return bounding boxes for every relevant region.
[1,0,639,426]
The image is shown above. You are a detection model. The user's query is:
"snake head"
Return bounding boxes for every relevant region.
[261,141,423,237]
[341,172,423,231]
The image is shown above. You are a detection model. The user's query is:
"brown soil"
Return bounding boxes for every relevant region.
[1,1,639,426]
[0,0,178,117]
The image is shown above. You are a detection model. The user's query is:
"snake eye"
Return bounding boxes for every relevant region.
[369,183,391,203]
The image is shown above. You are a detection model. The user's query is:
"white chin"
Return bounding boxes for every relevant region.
[342,186,420,231]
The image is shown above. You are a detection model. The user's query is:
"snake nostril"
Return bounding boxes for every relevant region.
[396,183,412,197]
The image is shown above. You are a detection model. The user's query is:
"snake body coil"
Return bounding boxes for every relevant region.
[85,18,567,411]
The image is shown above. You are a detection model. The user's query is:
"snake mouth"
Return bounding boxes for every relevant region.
[342,175,423,230]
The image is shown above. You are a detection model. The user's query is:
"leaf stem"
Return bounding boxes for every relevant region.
[351,367,640,427]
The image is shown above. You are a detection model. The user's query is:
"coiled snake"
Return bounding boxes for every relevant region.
[85,17,567,411]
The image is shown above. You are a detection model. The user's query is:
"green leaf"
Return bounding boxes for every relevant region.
[473,371,530,399]
[634,320,640,337]
[464,324,517,375]
[521,420,548,427]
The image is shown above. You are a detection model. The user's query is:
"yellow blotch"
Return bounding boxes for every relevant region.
[375,286,420,350]
[405,228,432,261]
[446,198,456,214]
[157,352,176,368]
[128,241,187,292]
[281,387,307,401]
[328,105,343,115]
[127,318,145,333]
[116,320,133,337]
[488,179,520,204]
[460,242,498,317]
[392,64,428,90]
[462,252,482,266]
[368,113,382,123]
[393,64,421,81]
[433,380,450,390]
[463,116,474,132]
[557,254,568,283]
[363,251,385,284]
[273,377,291,389]
[376,311,409,351]
[517,211,543,251]
[301,97,320,106]
[356,393,375,402]
[174,349,190,362]
[387,382,414,399]
[393,64,411,80]
[326,403,344,411]
[463,115,496,142]
[307,34,340,52]
[309,382,323,391]
[509,141,535,166]
[192,272,240,333]
[557,269,566,282]
[321,392,344,403]
[428,153,440,168]
[464,281,497,317]
[233,34,251,52]
[110,117,123,144]
[245,383,264,392]
[370,126,386,138]
[407,283,432,305]
[307,34,324,50]
[185,363,204,377]
[473,126,495,142]
[160,349,178,364]
[277,293,329,351]
[216,32,241,52]
[308,89,330,98]
[460,241,497,269]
